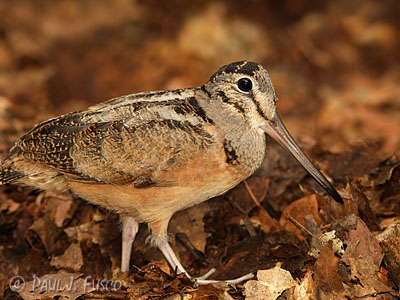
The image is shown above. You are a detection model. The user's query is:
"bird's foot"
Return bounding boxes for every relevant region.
[195,271,255,285]
[195,268,216,280]
[157,236,255,285]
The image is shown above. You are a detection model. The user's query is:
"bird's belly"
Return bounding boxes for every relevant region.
[68,170,240,225]
[68,147,246,225]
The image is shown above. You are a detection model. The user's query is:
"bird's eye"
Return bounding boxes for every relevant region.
[237,78,253,92]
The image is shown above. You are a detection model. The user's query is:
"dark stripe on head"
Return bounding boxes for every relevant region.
[210,61,261,81]
[251,96,267,119]
[216,91,246,116]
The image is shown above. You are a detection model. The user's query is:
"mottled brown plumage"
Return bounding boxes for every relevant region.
[0,61,342,284]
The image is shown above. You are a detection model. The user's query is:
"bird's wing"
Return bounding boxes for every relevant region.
[6,90,217,186]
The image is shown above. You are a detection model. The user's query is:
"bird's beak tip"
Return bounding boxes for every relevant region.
[261,113,343,204]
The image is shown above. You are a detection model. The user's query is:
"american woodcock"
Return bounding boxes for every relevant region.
[0,61,343,284]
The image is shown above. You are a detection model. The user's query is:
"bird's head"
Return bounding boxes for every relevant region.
[203,61,343,204]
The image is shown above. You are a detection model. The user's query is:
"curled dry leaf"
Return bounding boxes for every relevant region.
[25,216,61,255]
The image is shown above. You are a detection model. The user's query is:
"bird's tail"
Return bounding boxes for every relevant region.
[0,166,24,184]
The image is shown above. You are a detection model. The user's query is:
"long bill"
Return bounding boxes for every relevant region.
[261,113,343,204]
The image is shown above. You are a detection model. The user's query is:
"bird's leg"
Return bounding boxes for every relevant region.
[121,216,139,272]
[156,235,254,285]
[157,236,192,278]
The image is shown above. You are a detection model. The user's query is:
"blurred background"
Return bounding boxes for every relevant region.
[0,0,399,158]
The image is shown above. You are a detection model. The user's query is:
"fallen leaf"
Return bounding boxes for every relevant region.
[250,208,282,234]
[309,230,344,259]
[280,194,322,241]
[25,216,61,255]
[64,222,112,247]
[349,181,380,231]
[45,194,74,228]
[244,266,296,300]
[169,201,209,253]
[293,270,314,300]
[342,218,393,298]
[376,222,400,288]
[50,242,83,271]
[314,241,346,299]
[0,198,20,213]
[343,218,383,267]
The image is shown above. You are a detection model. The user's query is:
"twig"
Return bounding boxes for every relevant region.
[284,212,317,238]
[244,180,262,208]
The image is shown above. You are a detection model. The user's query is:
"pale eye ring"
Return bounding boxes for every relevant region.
[237,78,253,93]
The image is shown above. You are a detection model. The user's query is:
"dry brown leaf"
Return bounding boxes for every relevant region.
[44,195,74,228]
[376,222,400,288]
[243,266,296,300]
[169,201,209,253]
[349,181,380,231]
[250,209,282,234]
[0,198,20,213]
[50,242,83,271]
[25,216,61,255]
[342,218,394,298]
[280,194,322,240]
[293,270,314,300]
[309,230,344,259]
[64,222,110,247]
[343,218,383,267]
[314,241,346,299]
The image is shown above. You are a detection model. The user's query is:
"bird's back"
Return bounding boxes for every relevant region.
[0,87,259,200]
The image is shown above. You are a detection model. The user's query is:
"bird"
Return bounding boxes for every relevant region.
[0,61,343,284]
